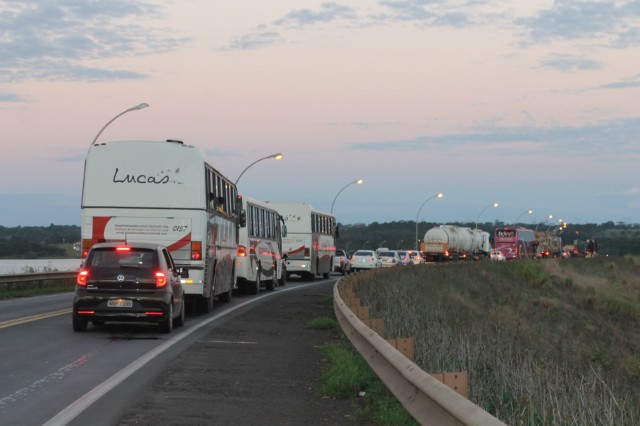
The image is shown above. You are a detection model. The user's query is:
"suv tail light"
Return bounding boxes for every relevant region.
[156,272,168,288]
[77,270,88,286]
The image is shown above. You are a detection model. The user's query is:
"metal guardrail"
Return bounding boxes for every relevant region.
[0,271,77,284]
[333,279,506,426]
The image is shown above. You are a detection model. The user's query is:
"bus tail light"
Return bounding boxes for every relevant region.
[237,245,247,257]
[155,272,167,288]
[77,270,89,286]
[191,241,202,260]
[81,240,93,258]
[304,247,310,257]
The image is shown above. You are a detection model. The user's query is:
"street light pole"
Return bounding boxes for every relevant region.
[330,178,364,214]
[535,214,553,232]
[415,192,444,250]
[475,202,499,229]
[235,153,283,186]
[514,209,534,225]
[89,103,149,152]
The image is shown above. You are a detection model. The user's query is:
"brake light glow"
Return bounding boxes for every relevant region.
[77,270,88,286]
[145,311,163,316]
[116,246,131,252]
[77,310,95,315]
[191,241,202,260]
[237,245,247,257]
[155,272,167,288]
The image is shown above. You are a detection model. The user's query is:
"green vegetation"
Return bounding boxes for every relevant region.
[306,307,416,425]
[0,225,80,258]
[319,341,417,426]
[348,257,640,425]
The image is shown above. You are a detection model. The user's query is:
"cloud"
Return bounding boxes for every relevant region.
[347,118,640,156]
[516,0,640,46]
[0,89,25,102]
[540,54,603,71]
[221,2,358,51]
[0,0,189,86]
[599,74,640,89]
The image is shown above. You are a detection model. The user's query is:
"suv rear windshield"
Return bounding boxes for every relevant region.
[87,247,158,269]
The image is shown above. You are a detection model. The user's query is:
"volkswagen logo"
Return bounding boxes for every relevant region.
[117,275,125,282]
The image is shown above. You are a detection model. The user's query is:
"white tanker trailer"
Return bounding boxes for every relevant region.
[421,225,491,261]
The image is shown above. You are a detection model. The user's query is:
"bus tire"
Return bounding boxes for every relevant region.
[250,265,261,295]
[278,269,286,286]
[305,272,316,282]
[266,267,276,291]
[322,272,330,279]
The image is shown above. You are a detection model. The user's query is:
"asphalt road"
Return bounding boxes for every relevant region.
[67,279,361,426]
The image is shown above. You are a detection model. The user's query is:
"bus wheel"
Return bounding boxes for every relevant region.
[279,269,286,286]
[266,271,276,291]
[251,266,261,295]
[305,272,316,282]
[322,272,330,279]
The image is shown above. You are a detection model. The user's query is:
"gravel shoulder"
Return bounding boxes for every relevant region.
[116,280,363,425]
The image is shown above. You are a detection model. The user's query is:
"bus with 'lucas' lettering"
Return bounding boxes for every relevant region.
[81,139,239,313]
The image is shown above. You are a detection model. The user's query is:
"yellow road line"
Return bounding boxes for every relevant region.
[0,308,72,329]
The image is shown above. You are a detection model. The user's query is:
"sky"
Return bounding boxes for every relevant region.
[1,0,639,228]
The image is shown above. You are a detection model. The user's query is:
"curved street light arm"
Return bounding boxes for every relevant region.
[89,103,149,152]
[235,153,283,186]
[475,202,499,229]
[330,179,364,214]
[414,193,443,250]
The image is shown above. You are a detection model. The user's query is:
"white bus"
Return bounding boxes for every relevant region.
[235,196,286,294]
[263,201,336,281]
[81,139,238,313]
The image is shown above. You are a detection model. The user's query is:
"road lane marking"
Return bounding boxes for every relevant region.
[0,308,72,329]
[43,279,335,426]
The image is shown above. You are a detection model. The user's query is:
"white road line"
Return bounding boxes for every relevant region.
[43,281,328,426]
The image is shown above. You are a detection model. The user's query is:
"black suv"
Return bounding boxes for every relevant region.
[72,242,185,333]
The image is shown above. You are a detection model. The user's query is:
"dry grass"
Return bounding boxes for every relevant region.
[346,256,640,425]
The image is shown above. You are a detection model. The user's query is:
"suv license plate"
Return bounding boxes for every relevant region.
[108,299,133,308]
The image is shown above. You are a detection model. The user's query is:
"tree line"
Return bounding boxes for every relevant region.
[1,221,638,258]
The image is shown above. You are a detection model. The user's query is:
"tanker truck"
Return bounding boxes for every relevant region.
[420,225,491,262]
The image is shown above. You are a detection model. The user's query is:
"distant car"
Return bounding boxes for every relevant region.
[72,242,185,333]
[407,250,424,265]
[490,250,506,262]
[396,251,412,266]
[349,250,382,271]
[378,251,400,267]
[333,249,351,275]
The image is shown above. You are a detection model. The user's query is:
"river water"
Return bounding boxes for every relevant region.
[0,259,82,275]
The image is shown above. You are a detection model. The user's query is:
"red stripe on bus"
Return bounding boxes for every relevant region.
[167,232,192,252]
[93,216,112,240]
[287,245,305,255]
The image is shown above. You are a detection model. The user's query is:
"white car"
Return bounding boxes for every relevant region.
[407,250,424,265]
[333,249,351,275]
[490,250,506,261]
[396,251,412,266]
[349,250,382,271]
[378,250,400,267]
